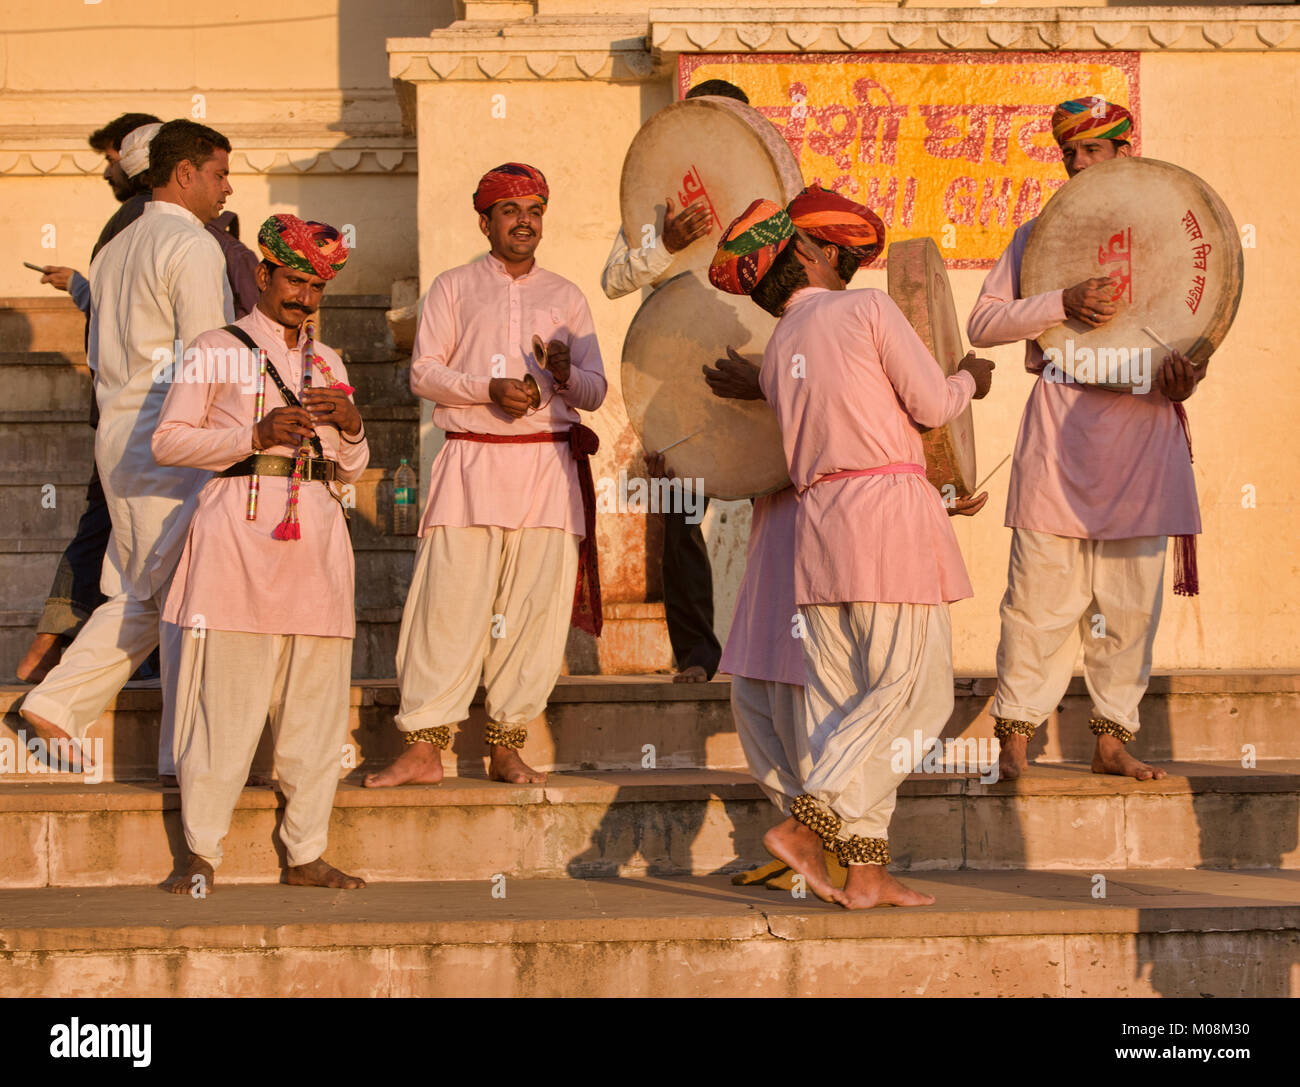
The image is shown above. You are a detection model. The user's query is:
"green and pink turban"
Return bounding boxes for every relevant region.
[257,214,349,280]
[1051,97,1134,146]
[708,198,795,295]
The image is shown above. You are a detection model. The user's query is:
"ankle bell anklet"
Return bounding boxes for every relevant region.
[485,722,528,750]
[404,725,451,749]
[1089,716,1134,744]
[993,717,1037,742]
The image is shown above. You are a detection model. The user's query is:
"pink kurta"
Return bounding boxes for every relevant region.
[759,287,976,607]
[967,218,1200,539]
[412,253,607,536]
[719,486,805,686]
[153,306,369,638]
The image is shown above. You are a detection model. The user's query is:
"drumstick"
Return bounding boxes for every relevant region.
[1141,326,1177,356]
[972,453,1011,493]
[655,429,703,456]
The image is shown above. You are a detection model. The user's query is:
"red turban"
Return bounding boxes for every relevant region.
[708,198,795,295]
[786,185,885,272]
[257,214,349,280]
[473,162,549,214]
[1051,97,1134,146]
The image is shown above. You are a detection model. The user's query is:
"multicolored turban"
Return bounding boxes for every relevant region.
[1051,97,1134,146]
[708,199,796,295]
[472,162,549,215]
[257,214,349,280]
[786,185,885,272]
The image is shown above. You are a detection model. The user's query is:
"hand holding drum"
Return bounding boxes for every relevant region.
[1062,276,1121,327]
[662,196,712,254]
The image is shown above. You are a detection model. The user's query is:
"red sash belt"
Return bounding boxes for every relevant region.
[445,426,603,636]
[804,462,925,493]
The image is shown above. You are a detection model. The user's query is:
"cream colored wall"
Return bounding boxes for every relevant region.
[0,0,454,296]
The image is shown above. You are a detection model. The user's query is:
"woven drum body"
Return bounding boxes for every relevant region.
[1022,157,1243,389]
[619,96,805,287]
[622,271,788,500]
[886,237,978,496]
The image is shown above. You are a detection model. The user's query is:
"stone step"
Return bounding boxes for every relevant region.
[3,762,1298,889]
[0,296,86,355]
[2,868,1297,996]
[3,672,1297,783]
[0,474,93,540]
[0,548,62,614]
[0,353,91,413]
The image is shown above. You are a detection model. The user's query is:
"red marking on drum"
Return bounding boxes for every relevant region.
[1097,227,1133,304]
[1182,209,1210,314]
[677,165,721,234]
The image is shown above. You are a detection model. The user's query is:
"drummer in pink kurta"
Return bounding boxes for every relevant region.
[367,162,607,791]
[710,197,995,909]
[967,97,1208,785]
[152,214,367,895]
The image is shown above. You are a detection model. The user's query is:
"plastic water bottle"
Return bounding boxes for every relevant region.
[393,458,417,535]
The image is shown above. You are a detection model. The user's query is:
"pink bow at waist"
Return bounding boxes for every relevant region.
[802,462,925,494]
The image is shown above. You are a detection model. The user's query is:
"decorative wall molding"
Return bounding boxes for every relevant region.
[648,7,1299,55]
[387,6,1299,86]
[0,148,416,178]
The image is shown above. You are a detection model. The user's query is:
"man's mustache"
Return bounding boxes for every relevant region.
[283,304,311,313]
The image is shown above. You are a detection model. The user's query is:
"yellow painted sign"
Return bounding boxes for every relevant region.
[681,52,1140,267]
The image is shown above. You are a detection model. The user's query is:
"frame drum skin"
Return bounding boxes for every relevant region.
[886,237,978,496]
[620,96,805,288]
[1022,157,1243,389]
[622,271,789,500]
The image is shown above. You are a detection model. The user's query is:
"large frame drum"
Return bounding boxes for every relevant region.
[622,271,788,501]
[619,96,805,288]
[1022,157,1243,389]
[886,237,978,497]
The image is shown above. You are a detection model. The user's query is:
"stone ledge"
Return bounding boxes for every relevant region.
[3,869,1298,955]
[2,761,1297,812]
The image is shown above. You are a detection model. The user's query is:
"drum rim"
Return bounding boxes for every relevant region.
[620,270,790,501]
[1023,156,1244,373]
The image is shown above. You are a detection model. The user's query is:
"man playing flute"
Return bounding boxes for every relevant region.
[153,214,367,893]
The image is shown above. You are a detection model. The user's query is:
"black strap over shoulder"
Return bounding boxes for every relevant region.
[222,323,324,460]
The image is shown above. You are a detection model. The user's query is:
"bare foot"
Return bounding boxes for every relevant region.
[161,853,215,896]
[1091,735,1165,781]
[673,665,708,683]
[998,732,1028,782]
[18,706,92,772]
[285,857,365,889]
[364,741,444,788]
[245,771,274,787]
[835,864,935,909]
[762,817,839,903]
[490,745,547,784]
[16,633,65,684]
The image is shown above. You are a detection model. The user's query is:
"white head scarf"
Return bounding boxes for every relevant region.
[118,122,162,179]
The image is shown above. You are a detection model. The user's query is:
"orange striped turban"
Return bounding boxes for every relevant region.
[1051,98,1134,146]
[708,198,795,296]
[786,185,885,271]
[473,162,549,214]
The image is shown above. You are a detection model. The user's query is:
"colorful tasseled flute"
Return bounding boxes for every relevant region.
[272,316,315,540]
[246,349,267,520]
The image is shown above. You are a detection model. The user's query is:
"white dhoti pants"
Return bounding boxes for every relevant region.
[799,602,954,845]
[21,580,183,775]
[173,629,351,869]
[395,526,579,733]
[730,676,810,817]
[993,528,1166,734]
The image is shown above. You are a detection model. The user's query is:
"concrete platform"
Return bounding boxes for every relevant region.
[2,869,1297,997]
[3,762,1297,888]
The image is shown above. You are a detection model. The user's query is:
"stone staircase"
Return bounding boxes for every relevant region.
[0,294,418,681]
[2,671,1298,996]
